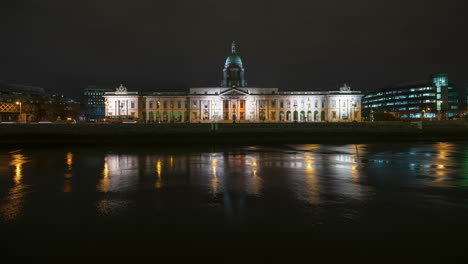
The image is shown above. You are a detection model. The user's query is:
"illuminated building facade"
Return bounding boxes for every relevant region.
[104,42,363,123]
[362,73,460,120]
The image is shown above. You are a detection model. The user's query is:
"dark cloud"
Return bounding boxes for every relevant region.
[1,0,467,99]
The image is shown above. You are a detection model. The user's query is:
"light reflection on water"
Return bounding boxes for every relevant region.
[0,142,467,221]
[0,150,30,220]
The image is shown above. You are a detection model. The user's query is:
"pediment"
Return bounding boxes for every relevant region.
[220,88,248,96]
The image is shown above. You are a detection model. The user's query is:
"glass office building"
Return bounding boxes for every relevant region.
[84,86,113,121]
[362,73,460,120]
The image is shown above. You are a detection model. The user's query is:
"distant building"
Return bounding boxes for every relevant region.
[84,86,112,121]
[0,80,47,122]
[362,73,460,120]
[103,42,364,123]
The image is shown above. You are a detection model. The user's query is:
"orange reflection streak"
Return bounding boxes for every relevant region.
[430,142,456,184]
[97,156,110,192]
[0,152,29,220]
[155,159,163,189]
[63,152,73,191]
[66,152,73,169]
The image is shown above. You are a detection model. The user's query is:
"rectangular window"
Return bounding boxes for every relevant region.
[131,102,135,108]
[332,100,336,108]
[287,101,291,108]
[322,101,325,108]
[177,101,181,108]
[163,101,167,108]
[280,100,284,108]
[332,111,336,118]
[314,101,318,108]
[149,101,154,109]
[271,100,276,108]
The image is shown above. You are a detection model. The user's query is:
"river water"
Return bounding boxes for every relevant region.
[1,142,468,257]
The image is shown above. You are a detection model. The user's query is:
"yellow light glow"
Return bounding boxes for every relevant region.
[98,156,109,192]
[155,159,162,189]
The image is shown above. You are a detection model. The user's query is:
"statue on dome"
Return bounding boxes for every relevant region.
[115,84,127,93]
[340,83,351,91]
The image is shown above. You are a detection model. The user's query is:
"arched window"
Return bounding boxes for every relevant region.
[293,111,298,121]
[286,111,291,121]
[321,111,326,121]
[314,111,319,121]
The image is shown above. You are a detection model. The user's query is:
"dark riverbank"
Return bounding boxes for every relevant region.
[1,121,467,145]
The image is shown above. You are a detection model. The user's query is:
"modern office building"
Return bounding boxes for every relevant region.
[103,42,364,123]
[362,73,460,120]
[84,86,113,121]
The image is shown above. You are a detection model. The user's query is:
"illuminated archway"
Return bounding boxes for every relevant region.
[177,111,182,122]
[170,112,175,123]
[156,112,160,122]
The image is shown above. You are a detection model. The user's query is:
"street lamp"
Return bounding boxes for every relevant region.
[157,101,161,123]
[439,100,444,120]
[211,102,217,122]
[252,101,256,121]
[15,101,22,122]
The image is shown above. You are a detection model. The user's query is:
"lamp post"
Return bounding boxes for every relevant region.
[252,101,256,121]
[211,102,216,122]
[438,100,444,120]
[15,101,22,123]
[157,101,161,123]
[293,103,297,122]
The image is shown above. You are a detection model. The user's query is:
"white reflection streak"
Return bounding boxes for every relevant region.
[305,158,319,205]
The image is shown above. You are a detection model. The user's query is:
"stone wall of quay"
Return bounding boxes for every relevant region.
[0,120,467,144]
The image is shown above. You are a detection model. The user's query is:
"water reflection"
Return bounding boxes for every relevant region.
[155,159,163,189]
[0,150,30,220]
[1,142,466,221]
[62,152,73,193]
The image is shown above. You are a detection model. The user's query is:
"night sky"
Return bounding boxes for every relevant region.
[1,0,467,99]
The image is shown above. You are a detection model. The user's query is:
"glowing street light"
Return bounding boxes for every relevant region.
[15,101,22,122]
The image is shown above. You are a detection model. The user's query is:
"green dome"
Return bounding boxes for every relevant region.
[225,54,243,67]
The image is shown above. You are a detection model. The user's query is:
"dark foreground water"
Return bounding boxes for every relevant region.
[1,142,468,258]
